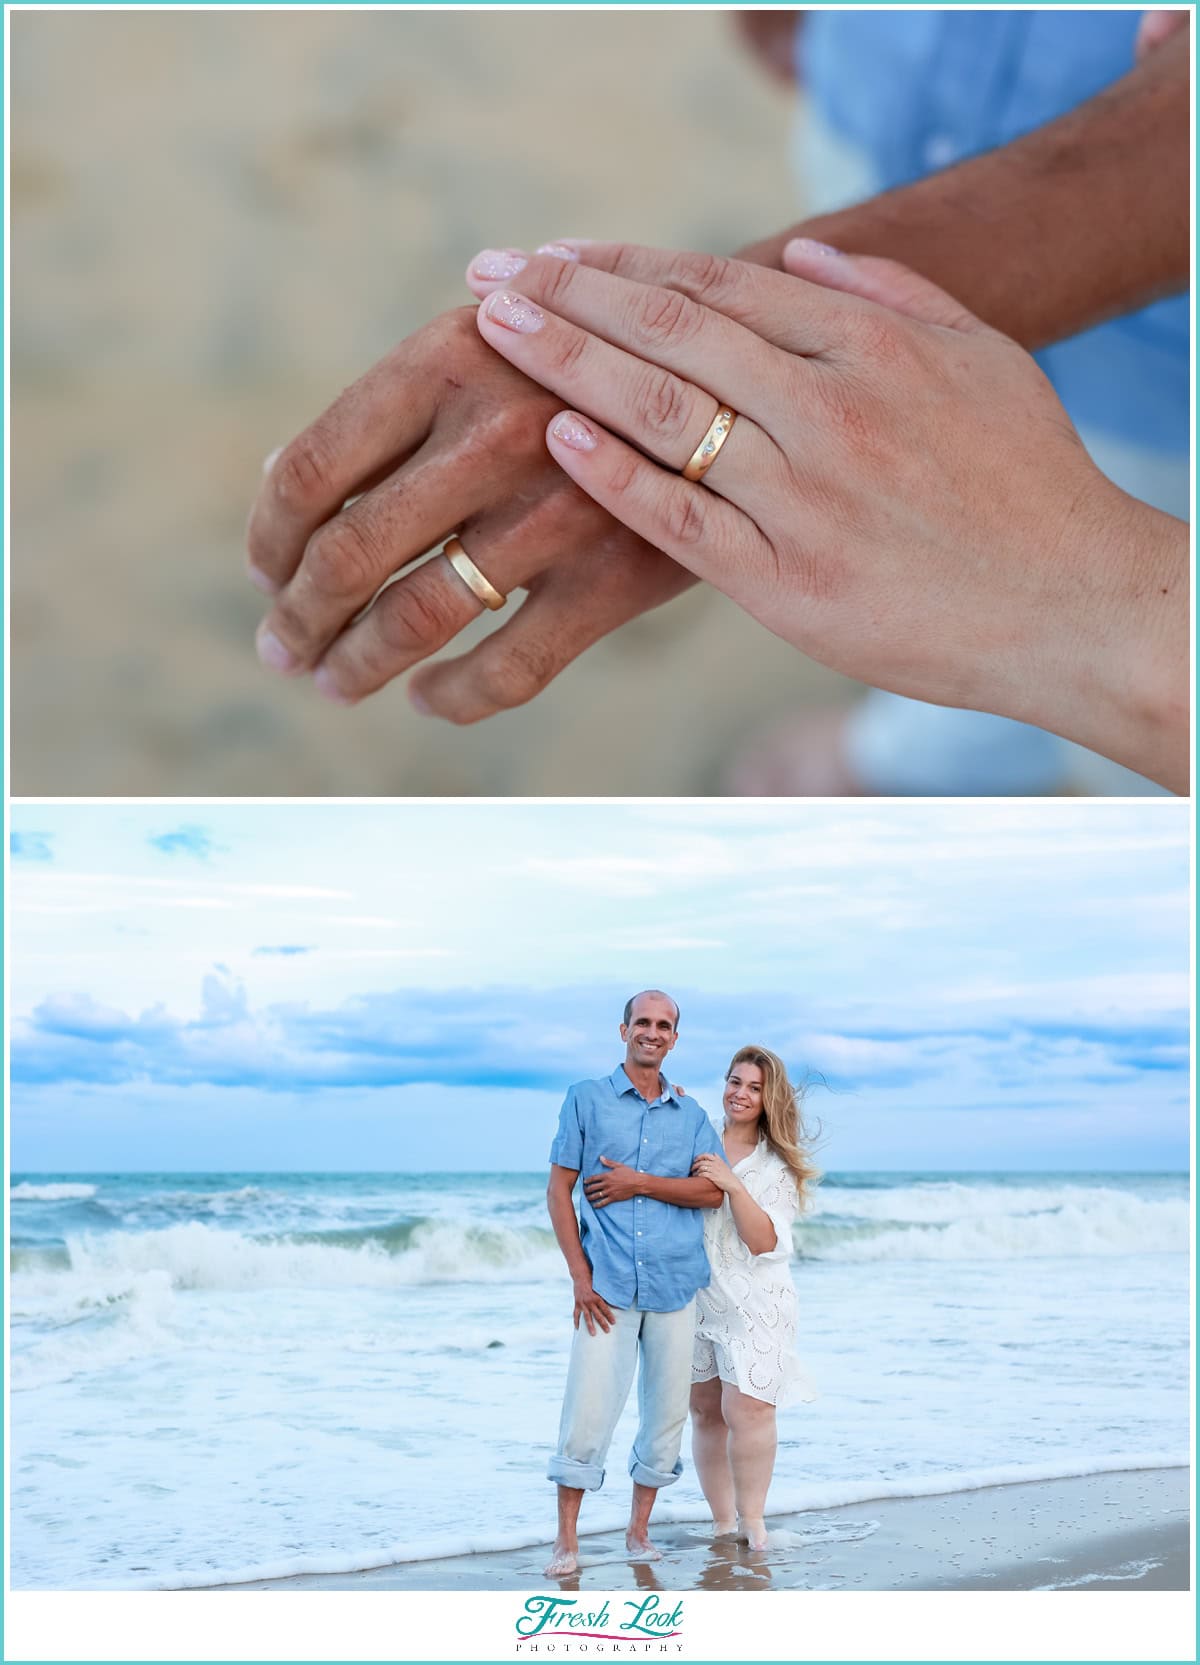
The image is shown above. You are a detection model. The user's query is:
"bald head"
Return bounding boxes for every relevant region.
[623,989,680,1029]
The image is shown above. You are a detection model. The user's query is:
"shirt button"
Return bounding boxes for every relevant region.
[923,133,957,168]
[637,1231,642,1236]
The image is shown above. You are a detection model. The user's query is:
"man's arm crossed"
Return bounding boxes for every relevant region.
[583,1156,724,1210]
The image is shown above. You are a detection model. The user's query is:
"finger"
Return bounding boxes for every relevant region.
[533,410,755,597]
[407,546,695,725]
[596,1307,613,1334]
[255,438,499,676]
[1137,9,1189,59]
[467,248,798,426]
[469,242,863,358]
[598,1300,616,1325]
[781,239,993,337]
[474,290,777,509]
[599,1156,615,1168]
[312,508,541,705]
[246,337,445,595]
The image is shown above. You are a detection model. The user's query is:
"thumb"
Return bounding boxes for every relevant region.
[599,1155,615,1168]
[782,237,992,337]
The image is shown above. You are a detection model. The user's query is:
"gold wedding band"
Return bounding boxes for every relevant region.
[442,535,507,611]
[682,404,738,482]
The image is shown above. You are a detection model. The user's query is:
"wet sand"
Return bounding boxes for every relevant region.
[210,1467,1189,1593]
[10,9,856,797]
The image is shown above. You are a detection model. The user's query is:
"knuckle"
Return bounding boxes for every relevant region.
[475,636,559,711]
[305,514,386,600]
[604,449,643,500]
[538,253,578,309]
[632,286,701,350]
[634,365,692,445]
[847,306,909,370]
[548,327,589,379]
[493,394,557,456]
[375,579,459,658]
[678,250,733,307]
[273,434,334,512]
[663,482,710,550]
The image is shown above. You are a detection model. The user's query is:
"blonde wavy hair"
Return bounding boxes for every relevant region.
[726,1044,820,1207]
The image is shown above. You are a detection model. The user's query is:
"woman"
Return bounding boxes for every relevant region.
[688,1046,818,1551]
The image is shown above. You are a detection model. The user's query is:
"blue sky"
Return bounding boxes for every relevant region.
[9,801,1190,1172]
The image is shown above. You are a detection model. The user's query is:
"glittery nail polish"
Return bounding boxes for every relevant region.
[485,291,545,333]
[550,413,598,452]
[470,248,528,281]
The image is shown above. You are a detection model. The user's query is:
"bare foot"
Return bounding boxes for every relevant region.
[625,1530,662,1562]
[738,1516,770,1552]
[544,1543,579,1576]
[722,709,865,798]
[711,1519,737,1538]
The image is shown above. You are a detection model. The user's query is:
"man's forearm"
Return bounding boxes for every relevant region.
[547,1181,592,1280]
[637,1175,724,1208]
[738,29,1189,350]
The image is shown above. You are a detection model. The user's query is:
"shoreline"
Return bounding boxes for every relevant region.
[207,1467,1190,1593]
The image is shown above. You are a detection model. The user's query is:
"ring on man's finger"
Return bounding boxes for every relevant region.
[442,535,507,611]
[682,404,738,482]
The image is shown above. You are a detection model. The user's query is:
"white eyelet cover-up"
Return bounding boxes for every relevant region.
[693,1137,818,1407]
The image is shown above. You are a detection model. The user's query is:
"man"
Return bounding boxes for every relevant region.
[543,990,724,1577]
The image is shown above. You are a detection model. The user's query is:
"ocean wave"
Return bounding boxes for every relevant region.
[798,1192,1187,1262]
[811,1179,1184,1226]
[11,1182,98,1202]
[11,1270,176,1389]
[32,1219,565,1296]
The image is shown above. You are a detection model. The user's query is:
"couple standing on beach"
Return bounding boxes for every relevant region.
[543,990,818,1577]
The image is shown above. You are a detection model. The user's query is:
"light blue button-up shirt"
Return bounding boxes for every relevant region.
[549,1065,724,1313]
[800,10,1189,456]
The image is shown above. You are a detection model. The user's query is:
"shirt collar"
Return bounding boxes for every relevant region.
[610,1064,680,1106]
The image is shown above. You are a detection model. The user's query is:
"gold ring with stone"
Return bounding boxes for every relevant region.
[442,535,507,611]
[682,404,737,482]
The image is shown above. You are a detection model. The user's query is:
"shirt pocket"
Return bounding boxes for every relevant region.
[589,1104,642,1170]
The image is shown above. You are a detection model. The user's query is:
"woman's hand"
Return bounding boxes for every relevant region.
[465,242,1188,792]
[692,1154,739,1195]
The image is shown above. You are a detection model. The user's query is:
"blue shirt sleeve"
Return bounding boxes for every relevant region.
[690,1109,725,1163]
[549,1084,584,1170]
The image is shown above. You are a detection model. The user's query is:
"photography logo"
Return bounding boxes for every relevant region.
[513,1595,685,1653]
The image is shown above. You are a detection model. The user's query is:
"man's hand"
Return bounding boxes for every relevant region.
[246,307,694,723]
[572,1274,616,1335]
[583,1155,643,1209]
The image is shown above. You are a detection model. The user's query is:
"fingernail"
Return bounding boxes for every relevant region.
[550,412,598,453]
[313,664,353,705]
[470,247,528,282]
[256,627,297,673]
[536,242,581,261]
[408,683,432,716]
[261,445,283,475]
[484,291,545,333]
[786,236,844,258]
[247,564,280,596]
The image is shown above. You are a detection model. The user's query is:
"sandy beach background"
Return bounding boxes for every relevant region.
[9,8,865,797]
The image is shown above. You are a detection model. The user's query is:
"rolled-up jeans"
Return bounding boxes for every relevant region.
[548,1301,696,1491]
